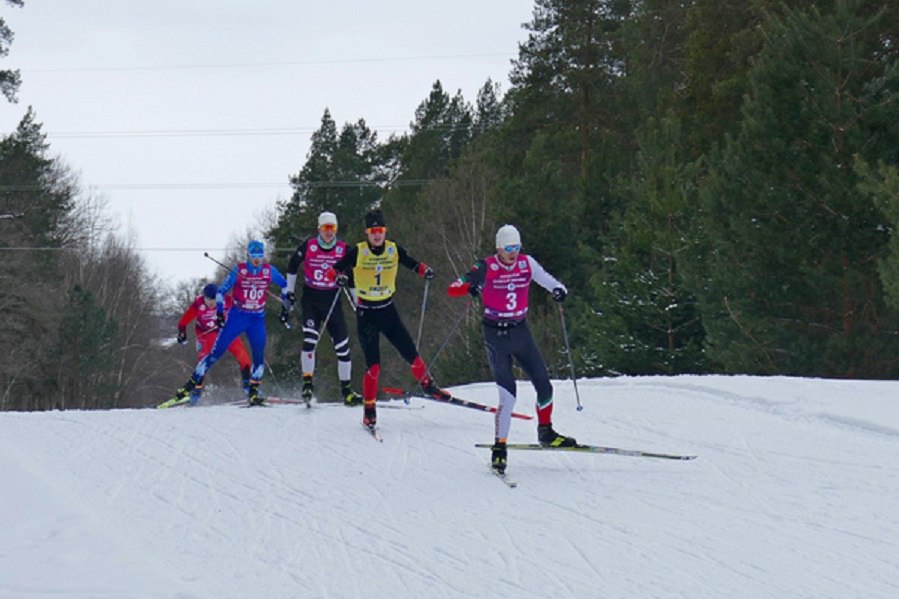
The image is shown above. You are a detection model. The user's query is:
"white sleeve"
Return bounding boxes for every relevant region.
[527,255,565,294]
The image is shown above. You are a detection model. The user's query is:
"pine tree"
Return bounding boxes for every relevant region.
[690,0,899,376]
[587,117,707,375]
[52,285,118,409]
[271,109,384,250]
[0,0,24,103]
[497,0,634,293]
[0,109,74,409]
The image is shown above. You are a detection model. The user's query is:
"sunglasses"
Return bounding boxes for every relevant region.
[366,226,387,235]
[319,223,337,233]
[502,244,521,253]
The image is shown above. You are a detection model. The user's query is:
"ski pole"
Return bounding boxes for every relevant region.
[263,359,281,395]
[416,278,430,348]
[195,327,219,340]
[310,289,342,359]
[425,299,472,372]
[410,299,474,407]
[203,251,290,329]
[342,286,357,313]
[558,304,583,412]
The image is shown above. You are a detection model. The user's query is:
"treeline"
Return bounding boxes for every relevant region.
[3,0,899,411]
[0,109,186,410]
[267,0,899,390]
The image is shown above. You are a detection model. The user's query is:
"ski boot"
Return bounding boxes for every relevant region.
[537,423,578,448]
[159,377,200,409]
[341,380,362,406]
[491,441,508,474]
[362,401,377,427]
[419,376,451,401]
[301,375,314,405]
[247,383,265,406]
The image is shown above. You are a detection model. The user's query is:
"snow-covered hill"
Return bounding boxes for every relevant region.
[2,376,898,598]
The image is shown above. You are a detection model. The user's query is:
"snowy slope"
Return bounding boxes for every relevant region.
[2,376,898,598]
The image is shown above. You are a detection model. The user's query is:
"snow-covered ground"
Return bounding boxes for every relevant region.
[2,376,898,598]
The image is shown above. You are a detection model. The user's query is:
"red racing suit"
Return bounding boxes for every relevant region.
[177,294,251,368]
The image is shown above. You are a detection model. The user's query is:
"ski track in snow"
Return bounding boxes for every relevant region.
[2,376,899,598]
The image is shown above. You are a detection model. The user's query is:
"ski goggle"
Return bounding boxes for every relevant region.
[502,244,521,253]
[366,226,387,235]
[319,223,337,233]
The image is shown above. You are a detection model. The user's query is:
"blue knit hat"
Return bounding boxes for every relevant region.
[202,283,217,299]
[247,239,265,258]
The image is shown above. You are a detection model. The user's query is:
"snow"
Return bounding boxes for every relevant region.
[2,375,898,598]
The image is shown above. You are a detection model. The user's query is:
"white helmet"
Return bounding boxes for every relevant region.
[495,224,521,249]
[318,211,338,228]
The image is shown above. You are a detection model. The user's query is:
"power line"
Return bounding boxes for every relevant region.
[0,179,430,192]
[45,123,481,139]
[23,52,515,75]
[49,127,323,139]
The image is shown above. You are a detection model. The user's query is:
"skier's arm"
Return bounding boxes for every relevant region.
[331,244,358,274]
[328,245,359,288]
[270,265,288,289]
[527,256,567,300]
[285,240,309,294]
[397,244,434,279]
[216,268,238,311]
[447,260,487,297]
[177,301,199,329]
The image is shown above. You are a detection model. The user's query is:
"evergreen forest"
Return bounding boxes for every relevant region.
[3,0,899,410]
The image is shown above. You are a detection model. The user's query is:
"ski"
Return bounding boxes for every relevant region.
[373,403,425,411]
[262,396,310,407]
[156,396,191,409]
[488,464,518,488]
[232,396,310,407]
[270,397,419,410]
[362,422,383,442]
[474,443,697,461]
[382,386,533,420]
[240,397,270,408]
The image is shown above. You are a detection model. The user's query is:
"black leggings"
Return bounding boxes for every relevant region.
[356,302,418,368]
[301,289,349,359]
[484,321,552,401]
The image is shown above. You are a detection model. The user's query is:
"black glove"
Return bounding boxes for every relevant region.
[552,287,567,303]
[336,274,349,288]
[416,262,434,279]
[176,329,187,345]
[284,291,296,310]
[279,306,291,325]
[469,284,481,298]
[216,311,226,328]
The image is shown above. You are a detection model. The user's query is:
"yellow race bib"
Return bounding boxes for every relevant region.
[353,241,399,301]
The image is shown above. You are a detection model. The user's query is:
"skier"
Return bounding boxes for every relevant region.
[447,224,576,474]
[176,282,252,404]
[168,240,290,406]
[283,211,362,406]
[327,208,441,428]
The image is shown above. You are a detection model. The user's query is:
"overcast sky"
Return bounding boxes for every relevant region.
[0,1,534,284]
